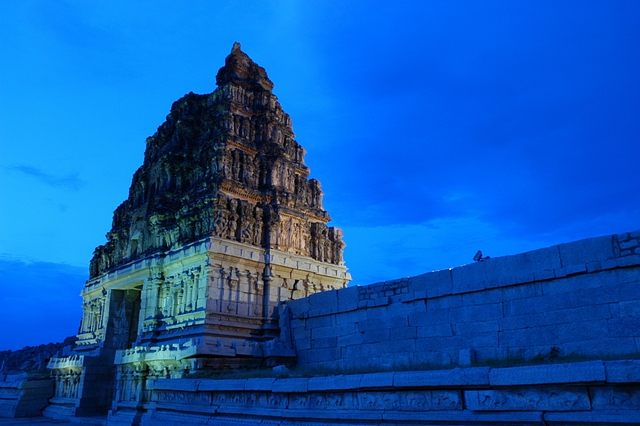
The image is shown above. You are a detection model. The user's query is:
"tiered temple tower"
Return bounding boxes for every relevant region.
[46,43,350,418]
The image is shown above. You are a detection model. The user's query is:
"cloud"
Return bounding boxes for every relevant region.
[0,256,86,351]
[298,1,640,244]
[8,165,83,191]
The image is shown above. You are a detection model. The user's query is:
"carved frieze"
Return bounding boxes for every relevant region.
[465,386,590,411]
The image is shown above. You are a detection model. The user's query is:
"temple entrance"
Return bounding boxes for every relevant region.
[106,288,142,350]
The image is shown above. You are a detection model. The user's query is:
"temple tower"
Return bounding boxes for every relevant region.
[46,43,350,418]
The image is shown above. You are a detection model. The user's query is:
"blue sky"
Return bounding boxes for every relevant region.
[1,1,639,350]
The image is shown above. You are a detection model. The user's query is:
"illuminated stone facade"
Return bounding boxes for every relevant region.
[46,43,350,418]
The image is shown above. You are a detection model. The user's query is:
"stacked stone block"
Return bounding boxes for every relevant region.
[288,230,640,370]
[108,360,640,425]
[0,374,53,418]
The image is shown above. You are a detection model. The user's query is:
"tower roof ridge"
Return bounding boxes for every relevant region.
[216,42,274,92]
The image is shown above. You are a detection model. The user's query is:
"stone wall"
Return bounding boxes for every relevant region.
[107,360,640,425]
[0,373,53,418]
[288,230,640,370]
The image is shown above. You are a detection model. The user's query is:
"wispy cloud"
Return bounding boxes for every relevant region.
[9,165,83,190]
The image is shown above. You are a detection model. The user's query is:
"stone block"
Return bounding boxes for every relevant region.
[618,232,631,242]
[608,316,640,337]
[271,378,308,393]
[360,315,408,331]
[486,245,561,281]
[448,303,503,323]
[305,314,333,329]
[363,328,391,344]
[197,379,246,391]
[544,410,640,423]
[155,379,199,391]
[389,326,417,340]
[545,304,612,325]
[413,350,451,366]
[416,323,454,338]
[454,320,499,335]
[306,347,340,363]
[343,350,378,367]
[466,386,590,411]
[514,272,535,284]
[312,323,354,340]
[399,290,427,303]
[311,336,337,349]
[460,288,502,307]
[334,308,368,325]
[599,388,640,413]
[378,339,416,355]
[307,374,362,391]
[467,279,488,292]
[359,372,395,388]
[458,348,475,367]
[554,267,568,278]
[618,300,640,317]
[244,378,275,391]
[372,296,390,306]
[337,333,364,347]
[295,336,311,350]
[498,325,559,347]
[393,367,490,387]
[565,263,587,275]
[558,235,616,267]
[382,411,544,423]
[561,338,638,358]
[556,320,610,343]
[427,295,462,309]
[489,361,605,386]
[337,285,359,312]
[601,258,618,270]
[308,288,338,309]
[512,283,543,300]
[570,276,639,306]
[504,292,575,316]
[287,297,310,318]
[586,260,602,272]
[451,262,487,293]
[533,268,556,282]
[605,360,640,383]
[409,269,450,292]
[292,325,309,340]
[416,336,464,351]
[499,312,549,330]
[467,331,499,348]
[617,254,640,267]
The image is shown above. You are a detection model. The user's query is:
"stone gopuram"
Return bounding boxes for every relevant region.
[46,43,350,418]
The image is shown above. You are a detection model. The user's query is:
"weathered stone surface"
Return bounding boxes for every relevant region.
[465,386,590,411]
[605,360,640,383]
[489,361,605,386]
[90,42,347,277]
[591,385,640,410]
[393,368,490,387]
[0,375,53,418]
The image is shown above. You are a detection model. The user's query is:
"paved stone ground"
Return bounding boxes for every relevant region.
[0,417,107,425]
[0,418,70,424]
